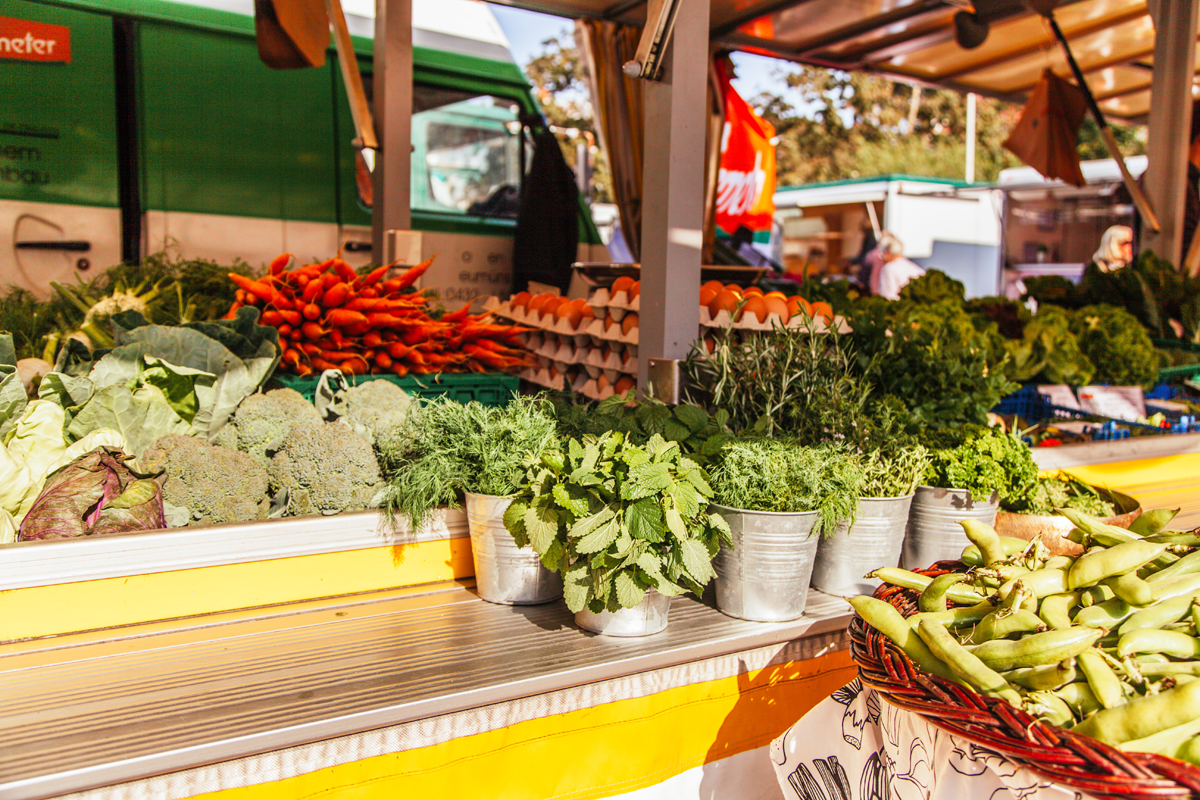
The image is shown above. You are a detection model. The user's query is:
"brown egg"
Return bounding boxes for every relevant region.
[702,279,725,295]
[614,375,636,395]
[742,286,764,297]
[741,295,769,323]
[527,293,553,314]
[700,285,719,308]
[604,312,620,332]
[511,291,532,310]
[764,290,788,301]
[724,283,743,294]
[810,301,834,322]
[628,280,640,301]
[708,288,742,319]
[540,296,568,320]
[611,276,635,297]
[763,294,790,322]
[621,312,639,336]
[557,298,594,329]
[787,296,812,319]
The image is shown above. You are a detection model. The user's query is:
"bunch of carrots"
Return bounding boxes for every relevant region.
[224,253,535,377]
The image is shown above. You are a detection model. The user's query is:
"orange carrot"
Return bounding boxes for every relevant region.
[302,279,324,304]
[268,253,292,275]
[261,309,283,327]
[327,308,368,329]
[390,255,435,292]
[322,282,351,308]
[301,322,327,340]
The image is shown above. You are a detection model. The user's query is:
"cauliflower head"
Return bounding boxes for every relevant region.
[222,388,322,465]
[343,379,414,444]
[269,421,383,516]
[141,434,271,526]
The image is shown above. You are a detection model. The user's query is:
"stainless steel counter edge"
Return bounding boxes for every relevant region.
[1,588,853,800]
[0,508,469,591]
[1031,431,1200,470]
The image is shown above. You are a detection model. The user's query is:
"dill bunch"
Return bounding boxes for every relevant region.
[707,438,864,536]
[384,394,558,530]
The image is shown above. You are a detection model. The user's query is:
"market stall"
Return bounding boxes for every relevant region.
[8,1,1200,799]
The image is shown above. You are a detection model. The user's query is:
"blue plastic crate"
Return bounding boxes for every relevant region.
[992,385,1047,420]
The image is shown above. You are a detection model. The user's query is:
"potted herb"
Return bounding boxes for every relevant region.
[707,438,864,622]
[504,431,730,636]
[809,442,930,596]
[904,425,1038,570]
[384,394,561,605]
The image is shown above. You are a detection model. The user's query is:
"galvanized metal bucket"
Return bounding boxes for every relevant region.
[810,494,914,596]
[464,493,563,606]
[902,485,999,570]
[574,590,670,637]
[711,503,822,622]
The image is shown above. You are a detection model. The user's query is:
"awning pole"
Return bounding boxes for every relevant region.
[636,0,708,394]
[1143,0,1200,270]
[372,0,412,262]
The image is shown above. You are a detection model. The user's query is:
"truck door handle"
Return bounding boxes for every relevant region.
[343,241,372,253]
[15,240,92,252]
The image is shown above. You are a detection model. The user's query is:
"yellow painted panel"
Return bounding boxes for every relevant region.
[194,650,857,800]
[0,540,473,641]
[1064,454,1200,489]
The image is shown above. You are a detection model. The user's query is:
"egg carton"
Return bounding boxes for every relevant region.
[575,375,636,402]
[582,314,639,346]
[581,345,636,379]
[699,305,851,333]
[521,364,577,392]
[587,287,640,316]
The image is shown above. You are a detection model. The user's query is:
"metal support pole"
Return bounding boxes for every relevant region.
[372,0,412,262]
[637,0,709,394]
[965,92,976,184]
[1142,0,1200,266]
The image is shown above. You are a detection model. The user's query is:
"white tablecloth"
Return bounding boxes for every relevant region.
[771,679,1091,800]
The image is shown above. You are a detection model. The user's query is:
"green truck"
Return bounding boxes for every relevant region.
[0,0,604,301]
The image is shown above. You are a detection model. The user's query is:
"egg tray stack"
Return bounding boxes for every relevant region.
[483,292,638,401]
[850,561,1200,800]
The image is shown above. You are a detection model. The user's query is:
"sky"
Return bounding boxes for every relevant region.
[489,4,792,105]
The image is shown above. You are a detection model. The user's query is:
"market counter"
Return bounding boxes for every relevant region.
[0,581,854,800]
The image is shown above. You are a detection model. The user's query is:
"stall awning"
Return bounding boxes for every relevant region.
[485,0,1188,123]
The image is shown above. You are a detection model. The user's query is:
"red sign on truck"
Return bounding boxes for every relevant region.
[0,16,70,64]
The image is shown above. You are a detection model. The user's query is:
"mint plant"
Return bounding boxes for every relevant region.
[504,431,732,614]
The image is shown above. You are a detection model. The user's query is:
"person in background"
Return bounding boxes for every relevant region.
[1092,224,1134,272]
[871,232,926,300]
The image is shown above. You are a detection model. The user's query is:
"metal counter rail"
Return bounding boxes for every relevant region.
[0,583,852,800]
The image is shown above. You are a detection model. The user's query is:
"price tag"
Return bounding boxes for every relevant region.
[1077,386,1146,422]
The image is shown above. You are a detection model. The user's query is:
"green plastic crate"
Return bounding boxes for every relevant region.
[271,372,519,407]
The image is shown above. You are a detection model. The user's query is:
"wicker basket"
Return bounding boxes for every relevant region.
[849,561,1200,800]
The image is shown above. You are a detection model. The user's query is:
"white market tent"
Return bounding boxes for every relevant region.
[367,0,1200,390]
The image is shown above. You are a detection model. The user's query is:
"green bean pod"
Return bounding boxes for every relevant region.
[1102,572,1153,606]
[1079,584,1115,607]
[1140,662,1200,677]
[998,568,1068,603]
[915,620,1022,706]
[1023,690,1076,727]
[1060,508,1139,545]
[1144,531,1200,547]
[972,608,1046,642]
[848,596,958,681]
[1004,660,1077,691]
[1192,598,1200,633]
[909,602,995,629]
[1129,507,1180,537]
[1116,715,1200,755]
[1039,592,1081,630]
[970,626,1105,672]
[961,519,1007,566]
[1117,629,1200,659]
[1068,540,1168,590]
[1043,555,1074,571]
[1055,681,1101,719]
[960,536,1034,567]
[1076,650,1126,709]
[1074,597,1135,629]
[1073,679,1200,745]
[1145,551,1200,585]
[1150,573,1200,602]
[867,568,987,606]
[1119,593,1199,635]
[919,573,968,613]
[1172,736,1200,766]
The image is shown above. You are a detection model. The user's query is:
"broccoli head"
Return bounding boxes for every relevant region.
[343,379,414,445]
[269,421,383,516]
[219,388,322,465]
[141,434,270,526]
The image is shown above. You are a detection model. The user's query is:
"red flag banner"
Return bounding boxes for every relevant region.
[715,60,776,235]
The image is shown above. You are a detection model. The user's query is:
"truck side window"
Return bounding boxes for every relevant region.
[354,85,523,220]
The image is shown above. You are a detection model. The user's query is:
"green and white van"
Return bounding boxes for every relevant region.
[0,0,604,301]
